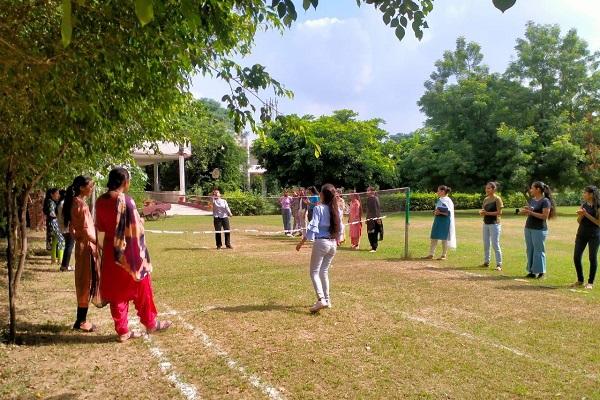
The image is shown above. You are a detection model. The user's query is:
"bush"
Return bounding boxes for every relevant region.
[554,191,582,207]
[224,190,268,216]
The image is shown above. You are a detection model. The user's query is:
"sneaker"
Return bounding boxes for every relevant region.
[324,298,332,308]
[584,283,593,290]
[309,299,328,313]
[480,263,490,268]
[369,249,377,253]
[536,273,545,279]
[570,281,584,288]
[216,246,222,250]
[525,273,536,278]
[495,265,502,271]
[437,255,447,260]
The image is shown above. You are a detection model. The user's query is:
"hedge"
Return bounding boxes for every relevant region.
[371,191,582,212]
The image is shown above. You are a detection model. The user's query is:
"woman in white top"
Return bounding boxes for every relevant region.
[212,189,233,249]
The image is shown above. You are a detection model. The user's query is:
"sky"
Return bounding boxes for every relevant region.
[190,0,600,136]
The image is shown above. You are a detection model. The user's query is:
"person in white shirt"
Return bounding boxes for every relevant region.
[212,189,233,249]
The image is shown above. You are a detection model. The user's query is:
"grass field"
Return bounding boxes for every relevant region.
[1,207,599,399]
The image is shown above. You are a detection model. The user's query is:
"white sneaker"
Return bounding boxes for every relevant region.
[584,283,593,290]
[324,298,332,308]
[309,299,327,313]
[369,249,376,253]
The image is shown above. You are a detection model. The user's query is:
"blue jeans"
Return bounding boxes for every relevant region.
[282,208,292,233]
[483,224,502,265]
[524,228,548,274]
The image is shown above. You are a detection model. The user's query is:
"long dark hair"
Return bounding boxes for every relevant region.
[321,183,340,238]
[584,185,600,218]
[43,188,59,217]
[437,185,452,195]
[531,181,556,219]
[107,167,130,191]
[63,176,92,228]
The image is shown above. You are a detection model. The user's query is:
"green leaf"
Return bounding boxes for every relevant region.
[310,0,318,8]
[277,2,286,18]
[395,25,405,41]
[303,0,311,11]
[400,15,407,27]
[135,0,154,26]
[390,17,399,28]
[492,0,516,13]
[61,0,72,48]
[356,0,361,6]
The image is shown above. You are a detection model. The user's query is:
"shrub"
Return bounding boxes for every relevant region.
[224,190,268,216]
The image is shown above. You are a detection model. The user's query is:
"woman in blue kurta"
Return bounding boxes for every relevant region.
[425,185,456,260]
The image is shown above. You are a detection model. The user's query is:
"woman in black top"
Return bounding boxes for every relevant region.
[518,181,556,279]
[573,186,600,290]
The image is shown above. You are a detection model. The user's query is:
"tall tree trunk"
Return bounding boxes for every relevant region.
[5,164,17,343]
[12,190,31,296]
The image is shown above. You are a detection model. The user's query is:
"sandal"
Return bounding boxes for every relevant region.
[147,320,172,334]
[73,321,96,333]
[118,330,142,343]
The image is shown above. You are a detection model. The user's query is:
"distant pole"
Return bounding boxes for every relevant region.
[404,188,410,259]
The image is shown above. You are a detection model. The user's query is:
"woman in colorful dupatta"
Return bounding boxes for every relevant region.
[95,167,171,342]
[348,192,362,249]
[63,176,98,332]
[424,185,456,260]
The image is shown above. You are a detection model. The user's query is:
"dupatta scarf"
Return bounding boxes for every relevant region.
[438,196,457,249]
[113,193,152,281]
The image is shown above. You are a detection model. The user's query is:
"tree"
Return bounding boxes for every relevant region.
[156,98,246,194]
[254,110,399,190]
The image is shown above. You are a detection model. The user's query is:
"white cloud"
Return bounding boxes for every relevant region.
[299,17,342,30]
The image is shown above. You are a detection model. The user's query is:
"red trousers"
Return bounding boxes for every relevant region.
[109,277,158,335]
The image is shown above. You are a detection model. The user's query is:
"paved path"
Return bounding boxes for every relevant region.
[166,203,212,216]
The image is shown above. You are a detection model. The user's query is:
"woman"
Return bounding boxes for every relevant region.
[212,189,233,249]
[296,188,308,236]
[96,167,171,342]
[425,185,456,260]
[366,187,383,253]
[479,182,504,270]
[572,185,600,289]
[279,189,293,236]
[519,181,556,279]
[296,184,342,313]
[336,188,346,245]
[63,176,97,332]
[307,186,320,222]
[57,189,74,272]
[348,192,362,249]
[44,188,65,265]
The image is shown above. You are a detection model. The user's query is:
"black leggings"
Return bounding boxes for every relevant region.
[573,234,599,284]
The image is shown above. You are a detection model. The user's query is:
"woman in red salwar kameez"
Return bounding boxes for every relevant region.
[95,167,171,342]
[348,193,363,249]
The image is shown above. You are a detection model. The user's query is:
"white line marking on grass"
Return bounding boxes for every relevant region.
[569,289,589,294]
[130,319,200,400]
[398,311,599,381]
[513,278,529,282]
[163,305,286,400]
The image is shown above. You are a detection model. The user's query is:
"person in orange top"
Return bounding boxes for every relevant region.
[63,176,98,332]
[348,192,363,249]
[96,167,171,342]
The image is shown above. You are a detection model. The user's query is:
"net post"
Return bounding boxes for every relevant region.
[403,187,410,259]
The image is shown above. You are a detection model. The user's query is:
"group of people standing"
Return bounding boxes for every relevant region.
[425,181,597,289]
[35,168,172,341]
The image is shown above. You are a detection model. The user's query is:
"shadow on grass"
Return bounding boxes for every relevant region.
[163,247,211,252]
[213,303,307,315]
[497,284,560,291]
[3,321,116,346]
[447,274,517,282]
[44,394,79,400]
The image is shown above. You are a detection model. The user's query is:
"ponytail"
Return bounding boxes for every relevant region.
[584,185,600,218]
[63,176,92,228]
[321,183,340,238]
[532,181,556,219]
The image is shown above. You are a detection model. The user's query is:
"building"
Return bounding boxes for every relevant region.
[132,142,191,203]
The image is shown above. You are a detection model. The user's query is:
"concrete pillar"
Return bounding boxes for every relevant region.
[178,155,186,195]
[153,162,159,192]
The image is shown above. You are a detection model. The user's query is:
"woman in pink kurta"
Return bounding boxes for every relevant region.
[96,167,171,342]
[348,193,362,249]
